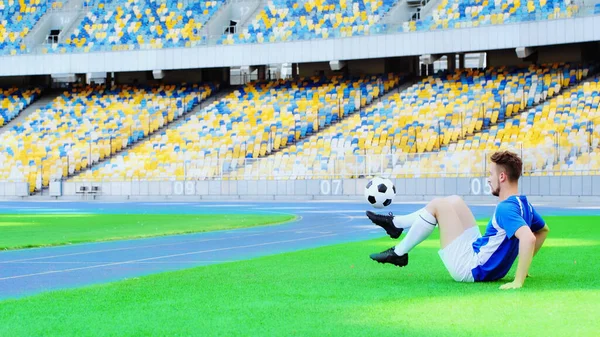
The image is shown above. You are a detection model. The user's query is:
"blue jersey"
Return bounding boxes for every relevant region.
[471,195,546,282]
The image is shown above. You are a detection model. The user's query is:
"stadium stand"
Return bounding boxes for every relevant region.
[220,0,398,44]
[0,87,42,126]
[71,73,403,181]
[401,0,580,32]
[0,0,588,54]
[0,0,56,55]
[54,0,223,53]
[394,70,600,177]
[0,83,215,192]
[230,63,594,179]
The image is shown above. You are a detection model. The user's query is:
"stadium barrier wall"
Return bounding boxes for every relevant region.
[40,176,600,200]
[0,182,29,197]
[1,15,599,76]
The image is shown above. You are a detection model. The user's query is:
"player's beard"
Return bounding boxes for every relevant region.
[491,178,501,197]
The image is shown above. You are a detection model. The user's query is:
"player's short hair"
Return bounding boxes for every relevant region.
[490,151,522,182]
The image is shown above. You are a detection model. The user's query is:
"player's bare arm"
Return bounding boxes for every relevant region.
[500,226,536,290]
[534,225,549,256]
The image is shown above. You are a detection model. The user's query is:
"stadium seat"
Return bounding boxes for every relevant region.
[53,0,224,53]
[0,0,55,55]
[72,74,401,181]
[0,87,42,126]
[234,63,593,179]
[401,0,580,32]
[390,64,597,177]
[220,0,397,45]
[0,83,215,192]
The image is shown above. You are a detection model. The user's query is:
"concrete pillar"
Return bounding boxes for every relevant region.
[223,68,230,85]
[447,54,456,72]
[257,65,266,81]
[459,53,466,69]
[427,64,434,76]
[420,63,427,77]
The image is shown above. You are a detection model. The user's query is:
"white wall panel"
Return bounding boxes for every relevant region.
[219,46,231,67]
[148,181,160,195]
[35,55,47,74]
[4,183,15,196]
[173,48,183,69]
[46,176,600,198]
[498,25,509,49]
[350,38,361,59]
[122,181,132,196]
[554,20,567,45]
[479,28,490,51]
[537,21,548,46]
[117,50,131,71]
[247,45,260,65]
[155,48,165,68]
[187,48,198,69]
[416,32,427,54]
[583,17,594,41]
[381,35,392,57]
[224,45,235,65]
[516,24,527,46]
[439,31,451,54]
[563,20,574,45]
[113,52,125,71]
[367,37,378,58]
[111,182,122,195]
[394,33,406,55]
[594,17,600,39]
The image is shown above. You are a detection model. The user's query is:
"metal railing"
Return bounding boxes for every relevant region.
[25,143,593,183]
[4,144,600,190]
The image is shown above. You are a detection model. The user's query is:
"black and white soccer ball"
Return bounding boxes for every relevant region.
[364,177,396,209]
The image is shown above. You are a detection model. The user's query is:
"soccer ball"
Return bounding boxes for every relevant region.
[364,177,396,209]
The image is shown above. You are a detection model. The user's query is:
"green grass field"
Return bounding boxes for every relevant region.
[0,215,598,336]
[0,213,295,250]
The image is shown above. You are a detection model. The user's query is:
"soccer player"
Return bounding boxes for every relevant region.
[367,151,549,289]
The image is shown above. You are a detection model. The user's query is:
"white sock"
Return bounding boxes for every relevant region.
[392,207,426,229]
[394,210,437,256]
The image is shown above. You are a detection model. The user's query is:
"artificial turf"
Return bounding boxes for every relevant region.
[0,213,295,250]
[0,216,598,336]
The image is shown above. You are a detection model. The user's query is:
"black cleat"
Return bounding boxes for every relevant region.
[369,248,408,267]
[366,210,403,239]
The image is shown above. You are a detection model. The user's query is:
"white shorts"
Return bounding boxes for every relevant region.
[438,227,482,282]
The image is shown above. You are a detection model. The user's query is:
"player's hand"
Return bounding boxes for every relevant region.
[499,281,523,290]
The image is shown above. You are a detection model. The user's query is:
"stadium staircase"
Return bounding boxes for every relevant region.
[238,0,268,31]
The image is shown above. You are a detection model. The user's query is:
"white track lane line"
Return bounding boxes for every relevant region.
[0,215,359,263]
[0,233,338,281]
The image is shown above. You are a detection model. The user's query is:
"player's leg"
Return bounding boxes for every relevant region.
[370,196,466,266]
[445,195,478,233]
[436,196,481,282]
[367,195,474,244]
[426,196,475,249]
[365,210,404,239]
[366,206,426,236]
